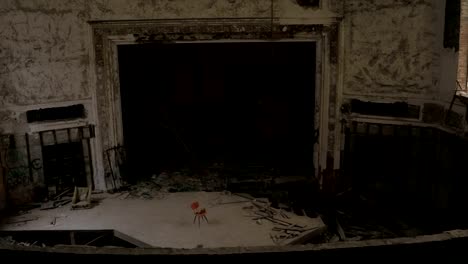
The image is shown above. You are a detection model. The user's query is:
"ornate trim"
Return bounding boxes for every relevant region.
[89,19,340,189]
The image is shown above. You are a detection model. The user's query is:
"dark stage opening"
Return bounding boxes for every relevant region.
[118,41,316,187]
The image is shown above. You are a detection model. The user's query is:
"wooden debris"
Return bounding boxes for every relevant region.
[240,194,326,245]
[40,198,71,210]
[272,226,313,232]
[218,200,251,205]
[252,200,278,215]
[265,216,291,226]
[336,218,346,241]
[40,201,57,210]
[286,226,326,245]
[52,188,72,200]
[233,193,268,203]
[279,210,290,219]
[55,199,71,207]
[119,192,130,200]
[269,233,278,244]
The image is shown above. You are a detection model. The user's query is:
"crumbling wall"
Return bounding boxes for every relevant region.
[343,0,445,99]
[0,1,90,106]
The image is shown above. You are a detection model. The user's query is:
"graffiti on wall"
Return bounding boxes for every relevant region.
[1,135,42,188]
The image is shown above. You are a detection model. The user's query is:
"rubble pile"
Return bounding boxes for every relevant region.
[0,236,44,247]
[240,194,326,245]
[124,170,225,200]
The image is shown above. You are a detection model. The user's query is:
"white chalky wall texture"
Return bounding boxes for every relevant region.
[0,0,453,124]
[343,0,446,99]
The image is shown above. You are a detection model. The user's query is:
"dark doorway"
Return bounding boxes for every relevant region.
[118,41,316,182]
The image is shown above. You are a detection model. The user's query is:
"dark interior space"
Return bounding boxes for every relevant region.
[42,142,87,195]
[118,42,316,185]
[335,122,468,239]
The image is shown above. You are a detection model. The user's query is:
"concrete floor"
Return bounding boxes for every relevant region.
[0,192,324,248]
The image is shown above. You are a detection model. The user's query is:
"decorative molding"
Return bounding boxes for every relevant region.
[89,19,341,189]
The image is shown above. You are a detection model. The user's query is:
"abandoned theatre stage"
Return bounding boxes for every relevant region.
[1,40,327,250]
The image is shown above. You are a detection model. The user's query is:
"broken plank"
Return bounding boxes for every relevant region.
[284,226,327,245]
[55,199,71,207]
[269,233,278,244]
[273,226,313,232]
[52,188,72,200]
[218,200,251,205]
[279,210,290,219]
[40,201,57,210]
[233,193,268,203]
[252,201,278,216]
[264,216,294,226]
[336,218,346,241]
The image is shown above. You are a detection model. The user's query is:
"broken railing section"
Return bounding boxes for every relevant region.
[342,99,467,131]
[104,145,127,192]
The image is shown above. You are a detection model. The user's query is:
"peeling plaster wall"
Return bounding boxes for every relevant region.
[0,0,335,125]
[0,0,90,107]
[343,0,451,101]
[0,0,454,126]
[0,0,290,109]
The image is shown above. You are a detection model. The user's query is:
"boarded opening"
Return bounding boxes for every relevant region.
[26,104,85,123]
[118,42,316,186]
[349,99,420,119]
